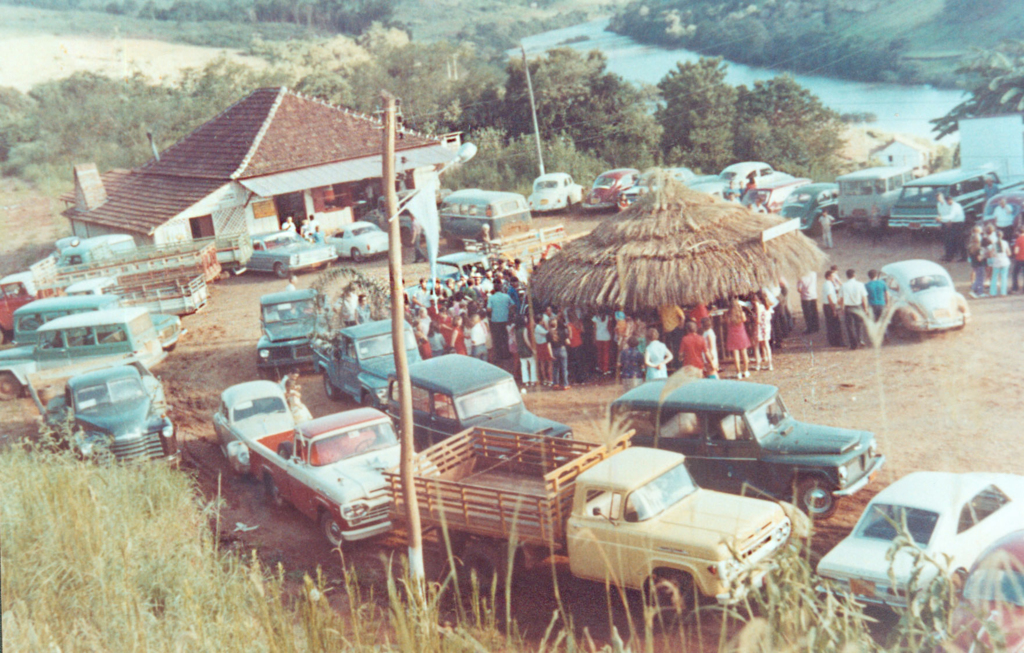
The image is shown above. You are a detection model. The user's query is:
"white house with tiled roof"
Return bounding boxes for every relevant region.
[869,136,932,176]
[62,87,458,245]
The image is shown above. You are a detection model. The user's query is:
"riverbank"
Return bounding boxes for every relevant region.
[605,0,1024,88]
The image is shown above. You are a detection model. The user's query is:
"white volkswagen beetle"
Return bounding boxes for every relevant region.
[528,172,583,213]
[881,259,969,333]
[817,472,1024,608]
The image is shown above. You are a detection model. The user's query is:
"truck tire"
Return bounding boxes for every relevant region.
[796,477,838,519]
[320,510,345,549]
[644,570,693,618]
[273,262,287,279]
[263,473,283,507]
[359,390,374,407]
[462,539,509,593]
[0,372,22,401]
[350,248,364,263]
[323,373,339,401]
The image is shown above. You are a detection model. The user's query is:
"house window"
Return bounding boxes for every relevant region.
[189,215,215,239]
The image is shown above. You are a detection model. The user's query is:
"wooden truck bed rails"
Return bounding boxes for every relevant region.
[386,428,631,548]
[113,272,208,316]
[464,225,568,261]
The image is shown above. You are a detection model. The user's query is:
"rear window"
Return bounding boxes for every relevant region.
[593,175,616,189]
[897,185,943,206]
[856,504,939,546]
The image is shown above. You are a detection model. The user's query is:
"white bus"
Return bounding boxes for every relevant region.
[837,166,915,226]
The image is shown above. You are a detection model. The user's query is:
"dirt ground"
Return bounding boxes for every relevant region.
[3,193,1023,646]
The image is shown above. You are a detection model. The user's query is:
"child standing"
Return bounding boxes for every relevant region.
[619,336,644,390]
[700,317,718,379]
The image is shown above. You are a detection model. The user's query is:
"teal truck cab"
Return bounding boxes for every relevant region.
[316,319,420,409]
[12,295,183,351]
[609,379,884,519]
[256,289,319,378]
[390,354,572,450]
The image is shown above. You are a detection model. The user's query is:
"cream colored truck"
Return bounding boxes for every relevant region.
[386,429,791,606]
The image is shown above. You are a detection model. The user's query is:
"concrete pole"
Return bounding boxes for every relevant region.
[382,92,425,587]
[521,45,545,177]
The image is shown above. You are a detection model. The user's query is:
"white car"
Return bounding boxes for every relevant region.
[817,472,1024,608]
[213,380,295,475]
[528,172,583,213]
[326,221,390,263]
[720,162,794,191]
[881,259,969,333]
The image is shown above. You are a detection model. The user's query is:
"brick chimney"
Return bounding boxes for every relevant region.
[73,163,107,212]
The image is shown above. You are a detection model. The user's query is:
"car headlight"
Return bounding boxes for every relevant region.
[290,255,299,265]
[161,423,174,438]
[838,465,848,483]
[714,557,742,580]
[341,502,369,519]
[259,349,270,359]
[868,439,878,457]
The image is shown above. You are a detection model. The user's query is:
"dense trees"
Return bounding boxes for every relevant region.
[656,58,843,176]
[933,41,1024,138]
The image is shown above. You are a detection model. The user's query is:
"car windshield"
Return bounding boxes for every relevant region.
[1,282,25,296]
[75,377,146,412]
[308,421,397,466]
[264,234,299,249]
[721,171,740,181]
[784,192,813,207]
[535,180,559,190]
[593,175,617,189]
[350,226,378,237]
[841,180,885,196]
[263,300,316,323]
[897,185,943,206]
[232,396,288,422]
[746,395,790,439]
[963,566,1024,607]
[624,463,697,522]
[856,504,939,546]
[455,378,522,419]
[357,331,416,360]
[909,274,951,293]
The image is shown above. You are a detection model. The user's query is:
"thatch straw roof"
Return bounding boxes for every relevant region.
[531,174,828,312]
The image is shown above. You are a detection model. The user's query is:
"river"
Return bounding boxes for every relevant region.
[520,19,965,142]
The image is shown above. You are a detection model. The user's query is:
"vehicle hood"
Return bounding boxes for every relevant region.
[817,536,933,586]
[358,357,398,384]
[655,490,785,552]
[263,319,315,343]
[0,345,35,362]
[77,398,152,438]
[761,421,869,456]
[236,413,295,442]
[468,406,571,437]
[313,444,401,503]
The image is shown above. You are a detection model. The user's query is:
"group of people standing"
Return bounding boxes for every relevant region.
[796,266,888,351]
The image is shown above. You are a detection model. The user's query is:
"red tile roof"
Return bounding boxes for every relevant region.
[70,87,441,235]
[64,172,226,235]
[142,87,437,180]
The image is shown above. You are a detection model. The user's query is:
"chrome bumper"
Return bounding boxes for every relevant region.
[834,455,885,497]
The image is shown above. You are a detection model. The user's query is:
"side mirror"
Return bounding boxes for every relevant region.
[592,507,602,517]
[277,441,293,460]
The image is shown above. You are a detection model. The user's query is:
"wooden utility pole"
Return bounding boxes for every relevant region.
[521,45,545,177]
[382,92,424,585]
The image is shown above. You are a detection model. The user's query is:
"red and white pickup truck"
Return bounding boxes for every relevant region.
[246,408,400,547]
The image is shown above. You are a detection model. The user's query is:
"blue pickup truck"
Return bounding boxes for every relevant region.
[256,289,319,378]
[315,319,420,408]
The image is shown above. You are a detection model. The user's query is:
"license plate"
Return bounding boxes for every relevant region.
[933,309,950,318]
[850,578,876,597]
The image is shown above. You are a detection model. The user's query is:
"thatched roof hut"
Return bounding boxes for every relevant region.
[531,176,828,312]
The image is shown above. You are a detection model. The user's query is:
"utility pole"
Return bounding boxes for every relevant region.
[382,91,424,587]
[521,44,545,177]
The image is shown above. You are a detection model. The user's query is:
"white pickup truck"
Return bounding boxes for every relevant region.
[242,407,400,547]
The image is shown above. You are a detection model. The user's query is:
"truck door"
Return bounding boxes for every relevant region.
[281,436,318,520]
[566,487,626,583]
[35,329,70,371]
[701,413,761,497]
[657,408,709,482]
[337,337,360,399]
[429,392,460,446]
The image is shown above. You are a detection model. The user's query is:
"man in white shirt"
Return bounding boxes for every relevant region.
[946,195,967,261]
[797,271,819,334]
[823,269,844,347]
[839,269,869,350]
[992,197,1017,231]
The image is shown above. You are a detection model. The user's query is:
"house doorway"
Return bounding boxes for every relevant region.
[189,215,215,239]
[274,192,307,228]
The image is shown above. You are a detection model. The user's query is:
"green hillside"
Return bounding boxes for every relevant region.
[608,0,1024,87]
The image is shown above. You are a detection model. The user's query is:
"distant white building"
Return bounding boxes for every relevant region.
[870,137,932,175]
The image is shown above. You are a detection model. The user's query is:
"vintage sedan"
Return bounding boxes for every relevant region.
[249,231,336,278]
[946,530,1024,653]
[780,182,840,234]
[213,380,295,475]
[325,221,389,263]
[610,379,883,519]
[45,364,178,463]
[617,167,696,209]
[817,472,1024,609]
[528,172,583,213]
[719,162,793,191]
[881,259,969,333]
[583,168,639,210]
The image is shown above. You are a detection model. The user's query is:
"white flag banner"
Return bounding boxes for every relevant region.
[405,177,441,280]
